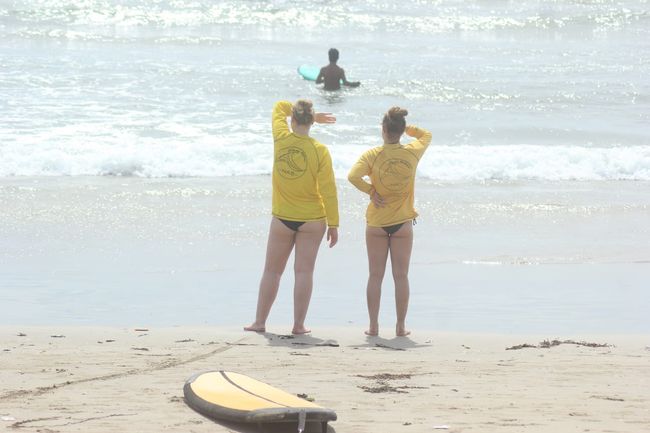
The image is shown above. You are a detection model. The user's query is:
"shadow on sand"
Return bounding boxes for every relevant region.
[350,335,432,351]
[254,331,430,351]
[186,407,336,433]
[261,332,340,349]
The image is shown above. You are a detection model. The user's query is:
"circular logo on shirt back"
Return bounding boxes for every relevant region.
[276,146,307,179]
[379,158,412,191]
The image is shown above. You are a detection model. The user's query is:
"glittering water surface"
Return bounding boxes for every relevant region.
[1,0,649,179]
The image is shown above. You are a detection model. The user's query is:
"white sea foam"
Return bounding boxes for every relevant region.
[416,144,650,181]
[1,130,649,181]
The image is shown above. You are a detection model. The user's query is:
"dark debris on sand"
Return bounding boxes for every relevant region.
[506,339,612,350]
[356,373,413,380]
[359,384,408,394]
[356,373,424,394]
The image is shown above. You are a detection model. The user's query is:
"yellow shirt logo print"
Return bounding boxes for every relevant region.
[276,146,308,179]
[379,158,412,191]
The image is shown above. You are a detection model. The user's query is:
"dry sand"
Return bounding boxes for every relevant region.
[1,326,648,433]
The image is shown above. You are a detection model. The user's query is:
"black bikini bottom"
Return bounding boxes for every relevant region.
[279,218,306,232]
[382,222,405,235]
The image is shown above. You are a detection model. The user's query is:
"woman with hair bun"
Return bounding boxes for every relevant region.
[348,107,432,337]
[245,99,339,335]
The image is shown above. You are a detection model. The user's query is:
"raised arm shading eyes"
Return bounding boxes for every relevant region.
[272,101,293,141]
[404,125,432,159]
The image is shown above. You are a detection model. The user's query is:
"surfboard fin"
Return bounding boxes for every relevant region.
[297,409,306,433]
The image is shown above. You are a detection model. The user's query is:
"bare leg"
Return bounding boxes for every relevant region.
[292,220,326,334]
[389,223,413,337]
[245,218,295,332]
[365,226,390,336]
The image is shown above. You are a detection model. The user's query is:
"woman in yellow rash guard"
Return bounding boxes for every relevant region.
[348,107,431,337]
[245,100,339,335]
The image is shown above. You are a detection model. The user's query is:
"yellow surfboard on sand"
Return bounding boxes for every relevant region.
[184,371,336,433]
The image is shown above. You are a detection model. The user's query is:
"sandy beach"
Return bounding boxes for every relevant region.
[1,326,649,433]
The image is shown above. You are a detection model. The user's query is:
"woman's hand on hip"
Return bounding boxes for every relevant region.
[370,190,386,208]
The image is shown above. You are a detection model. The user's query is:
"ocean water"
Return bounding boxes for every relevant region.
[1,0,649,180]
[1,1,649,333]
[1,176,649,333]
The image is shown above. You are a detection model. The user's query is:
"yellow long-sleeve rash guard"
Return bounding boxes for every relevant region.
[347,125,432,227]
[271,101,339,227]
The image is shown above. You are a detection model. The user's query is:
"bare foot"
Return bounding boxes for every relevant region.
[244,324,266,333]
[396,325,410,337]
[292,327,311,335]
[365,328,378,336]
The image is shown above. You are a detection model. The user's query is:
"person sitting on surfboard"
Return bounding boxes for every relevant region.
[316,48,360,91]
[348,107,432,337]
[245,99,339,335]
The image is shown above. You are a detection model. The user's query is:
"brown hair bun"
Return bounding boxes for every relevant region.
[292,99,315,125]
[383,106,408,136]
[388,107,408,118]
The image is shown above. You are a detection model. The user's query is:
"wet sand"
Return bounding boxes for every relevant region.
[1,176,649,333]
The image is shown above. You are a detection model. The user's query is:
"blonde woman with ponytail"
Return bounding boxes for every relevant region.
[245,100,339,335]
[348,107,432,337]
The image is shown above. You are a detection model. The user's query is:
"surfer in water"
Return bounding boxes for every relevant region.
[245,99,339,335]
[316,48,360,91]
[348,107,432,337]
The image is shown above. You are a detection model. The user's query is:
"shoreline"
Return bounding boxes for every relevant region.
[1,176,650,333]
[1,326,649,433]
